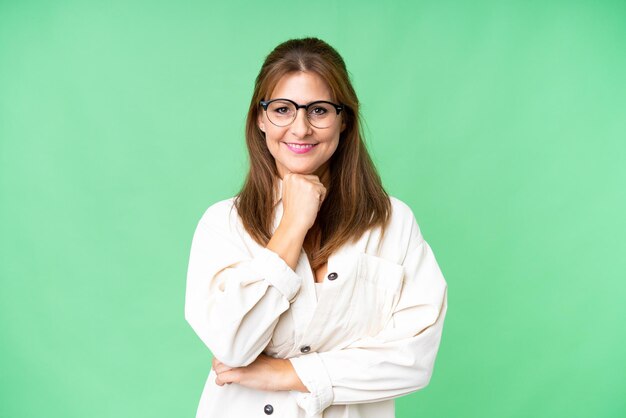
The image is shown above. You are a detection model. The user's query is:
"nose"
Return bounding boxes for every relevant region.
[290,108,313,138]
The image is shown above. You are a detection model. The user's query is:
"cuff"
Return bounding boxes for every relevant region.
[289,352,334,416]
[249,247,302,302]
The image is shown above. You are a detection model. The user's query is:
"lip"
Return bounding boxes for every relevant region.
[283,142,318,154]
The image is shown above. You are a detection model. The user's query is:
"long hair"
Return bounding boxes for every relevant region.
[235,37,390,270]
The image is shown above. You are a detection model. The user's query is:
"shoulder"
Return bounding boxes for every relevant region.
[375,196,424,258]
[189,197,260,257]
[200,197,237,218]
[388,196,422,236]
[196,196,240,231]
[360,195,424,262]
[388,196,416,220]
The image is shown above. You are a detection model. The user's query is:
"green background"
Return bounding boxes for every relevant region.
[1,1,625,417]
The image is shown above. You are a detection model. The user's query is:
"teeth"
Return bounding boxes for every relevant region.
[287,143,315,149]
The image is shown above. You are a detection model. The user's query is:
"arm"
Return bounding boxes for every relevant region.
[185,175,325,368]
[184,202,304,367]
[212,354,308,392]
[289,216,448,415]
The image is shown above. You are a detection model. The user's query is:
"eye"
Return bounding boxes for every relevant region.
[309,106,328,116]
[268,101,295,117]
[274,106,290,115]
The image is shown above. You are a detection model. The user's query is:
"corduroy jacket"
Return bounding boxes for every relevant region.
[185,178,448,417]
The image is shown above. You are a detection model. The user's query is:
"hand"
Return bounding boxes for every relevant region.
[212,354,308,392]
[265,172,327,272]
[281,172,327,232]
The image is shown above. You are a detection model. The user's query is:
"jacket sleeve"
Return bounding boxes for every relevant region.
[288,214,448,416]
[185,201,303,367]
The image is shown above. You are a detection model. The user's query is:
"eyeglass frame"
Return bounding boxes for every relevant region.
[259,98,345,129]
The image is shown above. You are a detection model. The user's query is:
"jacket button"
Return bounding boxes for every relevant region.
[264,404,274,415]
[300,345,311,353]
[327,272,338,280]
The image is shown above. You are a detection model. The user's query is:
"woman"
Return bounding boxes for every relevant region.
[185,37,448,418]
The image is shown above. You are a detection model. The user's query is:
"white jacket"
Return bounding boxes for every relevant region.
[185,179,448,417]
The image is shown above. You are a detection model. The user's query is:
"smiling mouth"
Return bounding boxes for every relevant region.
[285,143,317,149]
[283,142,318,154]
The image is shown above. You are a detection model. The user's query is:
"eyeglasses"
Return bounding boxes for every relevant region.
[259,98,344,129]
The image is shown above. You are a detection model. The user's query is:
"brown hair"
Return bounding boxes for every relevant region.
[234,37,390,270]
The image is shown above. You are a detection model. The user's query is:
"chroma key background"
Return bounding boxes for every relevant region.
[1,1,625,417]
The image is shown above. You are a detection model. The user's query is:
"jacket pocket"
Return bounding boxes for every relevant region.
[344,253,404,338]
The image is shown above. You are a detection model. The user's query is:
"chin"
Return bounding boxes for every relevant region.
[290,168,317,175]
[280,166,319,177]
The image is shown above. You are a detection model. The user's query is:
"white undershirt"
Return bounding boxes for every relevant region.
[314,282,323,301]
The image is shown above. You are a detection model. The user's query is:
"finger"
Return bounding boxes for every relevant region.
[318,188,327,204]
[214,363,234,374]
[214,375,232,386]
[305,176,326,186]
[285,173,322,183]
[216,369,241,385]
[212,358,234,374]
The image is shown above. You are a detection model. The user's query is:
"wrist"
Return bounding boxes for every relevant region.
[283,359,308,392]
[266,222,307,271]
[277,216,310,237]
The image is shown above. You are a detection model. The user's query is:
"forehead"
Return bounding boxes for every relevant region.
[269,71,333,103]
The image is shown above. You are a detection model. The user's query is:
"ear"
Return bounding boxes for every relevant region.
[340,120,346,132]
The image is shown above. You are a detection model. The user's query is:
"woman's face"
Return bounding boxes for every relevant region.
[258,71,345,179]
